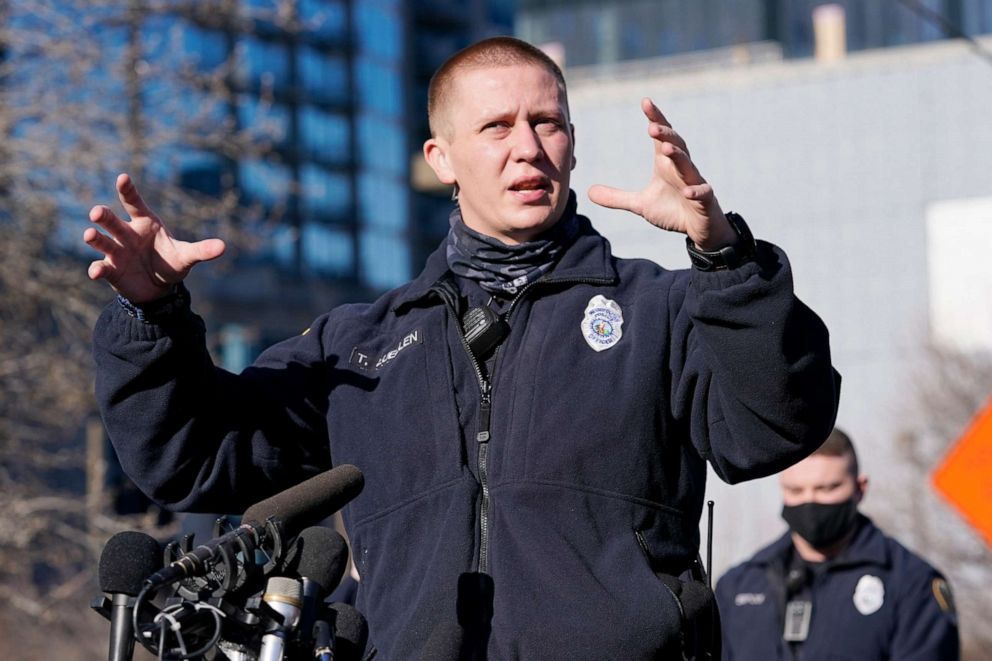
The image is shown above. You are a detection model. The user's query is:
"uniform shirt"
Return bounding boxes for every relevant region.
[716,516,959,660]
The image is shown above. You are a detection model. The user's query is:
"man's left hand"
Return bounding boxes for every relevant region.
[588,98,735,250]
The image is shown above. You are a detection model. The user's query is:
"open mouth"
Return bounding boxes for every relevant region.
[510,177,551,200]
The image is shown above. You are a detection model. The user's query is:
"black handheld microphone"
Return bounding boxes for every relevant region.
[145,465,364,589]
[280,526,350,653]
[328,602,370,661]
[97,531,162,661]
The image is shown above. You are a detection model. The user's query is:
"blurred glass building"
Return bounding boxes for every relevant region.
[132,0,513,353]
[517,0,992,66]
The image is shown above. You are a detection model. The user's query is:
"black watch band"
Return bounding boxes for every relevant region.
[685,212,757,271]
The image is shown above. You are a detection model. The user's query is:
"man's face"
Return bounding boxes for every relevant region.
[423,63,575,245]
[779,454,865,507]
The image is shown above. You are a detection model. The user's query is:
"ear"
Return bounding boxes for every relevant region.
[569,123,577,170]
[423,137,457,185]
[855,474,869,503]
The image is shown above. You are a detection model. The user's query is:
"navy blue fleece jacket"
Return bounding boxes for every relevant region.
[94,212,839,660]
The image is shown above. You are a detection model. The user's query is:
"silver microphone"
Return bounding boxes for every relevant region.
[258,576,303,661]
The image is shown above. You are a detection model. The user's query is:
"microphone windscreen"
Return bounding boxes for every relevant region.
[242,464,364,535]
[98,531,162,595]
[284,527,349,594]
[329,602,369,661]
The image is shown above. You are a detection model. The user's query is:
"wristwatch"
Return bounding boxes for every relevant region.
[685,212,757,271]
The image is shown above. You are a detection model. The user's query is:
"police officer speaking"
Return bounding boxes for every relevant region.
[716,428,959,660]
[84,36,841,659]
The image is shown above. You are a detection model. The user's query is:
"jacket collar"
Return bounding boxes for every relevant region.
[393,205,618,313]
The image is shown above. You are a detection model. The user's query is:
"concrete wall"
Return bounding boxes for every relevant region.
[565,38,992,578]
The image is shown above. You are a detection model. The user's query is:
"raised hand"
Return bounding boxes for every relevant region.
[587,98,735,250]
[84,173,226,304]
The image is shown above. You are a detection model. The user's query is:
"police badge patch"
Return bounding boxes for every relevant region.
[581,295,624,352]
[853,574,885,615]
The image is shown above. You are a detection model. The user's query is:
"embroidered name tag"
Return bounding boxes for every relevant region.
[350,329,423,371]
[734,592,766,606]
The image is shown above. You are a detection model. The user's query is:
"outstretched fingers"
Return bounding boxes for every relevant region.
[683,182,714,204]
[87,258,113,282]
[649,123,689,157]
[190,238,227,264]
[654,132,704,188]
[88,203,137,245]
[641,97,671,128]
[83,223,117,254]
[116,172,155,220]
[587,184,643,215]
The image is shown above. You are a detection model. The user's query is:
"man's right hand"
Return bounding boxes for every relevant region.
[84,173,226,304]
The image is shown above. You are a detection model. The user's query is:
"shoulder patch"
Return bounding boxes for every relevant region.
[932,577,956,616]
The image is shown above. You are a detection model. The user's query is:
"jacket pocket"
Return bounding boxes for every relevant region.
[635,529,722,661]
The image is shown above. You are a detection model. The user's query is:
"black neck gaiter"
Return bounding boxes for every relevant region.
[446,192,579,296]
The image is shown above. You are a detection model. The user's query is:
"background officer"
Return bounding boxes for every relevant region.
[716,428,959,660]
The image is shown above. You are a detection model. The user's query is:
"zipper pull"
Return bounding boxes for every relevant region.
[477,391,491,443]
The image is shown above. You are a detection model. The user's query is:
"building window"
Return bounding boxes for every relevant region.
[298,47,348,105]
[361,228,410,289]
[238,37,290,92]
[302,222,354,276]
[238,97,291,148]
[300,164,351,219]
[357,115,404,175]
[359,174,407,231]
[181,24,229,71]
[241,158,292,208]
[300,106,349,163]
[353,1,401,60]
[355,58,402,116]
[300,0,347,41]
[177,150,226,197]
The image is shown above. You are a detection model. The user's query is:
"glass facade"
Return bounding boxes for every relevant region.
[516,0,992,66]
[93,0,513,309]
[159,0,419,290]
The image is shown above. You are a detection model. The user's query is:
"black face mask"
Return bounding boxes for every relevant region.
[781,499,859,549]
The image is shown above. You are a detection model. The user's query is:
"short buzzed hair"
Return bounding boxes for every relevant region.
[812,427,860,478]
[427,36,569,139]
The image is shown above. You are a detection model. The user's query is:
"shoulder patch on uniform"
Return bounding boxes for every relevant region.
[853,574,885,615]
[581,295,624,352]
[932,577,956,616]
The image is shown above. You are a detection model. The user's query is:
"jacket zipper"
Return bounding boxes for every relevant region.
[438,274,613,574]
[477,383,492,573]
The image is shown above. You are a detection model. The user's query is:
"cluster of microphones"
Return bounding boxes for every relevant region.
[91,465,370,661]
